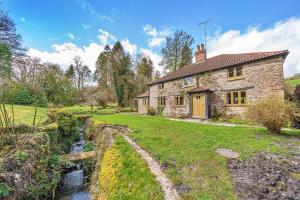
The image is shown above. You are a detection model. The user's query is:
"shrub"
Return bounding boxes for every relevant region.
[284,84,296,101]
[211,106,222,120]
[156,106,165,115]
[45,109,59,123]
[56,111,78,136]
[5,82,48,107]
[0,183,12,197]
[245,97,298,134]
[96,95,108,109]
[146,106,156,116]
[114,107,121,113]
[83,142,94,152]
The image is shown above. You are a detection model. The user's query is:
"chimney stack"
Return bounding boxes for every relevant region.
[195,44,206,62]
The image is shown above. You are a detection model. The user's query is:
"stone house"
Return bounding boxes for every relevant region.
[137,44,289,119]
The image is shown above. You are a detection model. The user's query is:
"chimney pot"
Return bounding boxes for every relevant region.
[200,43,205,50]
[195,44,206,62]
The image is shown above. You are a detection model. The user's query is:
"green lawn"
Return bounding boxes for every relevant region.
[93,114,300,200]
[97,135,163,200]
[4,104,48,125]
[285,78,300,88]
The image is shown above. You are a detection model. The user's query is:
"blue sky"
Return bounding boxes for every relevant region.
[3,0,300,76]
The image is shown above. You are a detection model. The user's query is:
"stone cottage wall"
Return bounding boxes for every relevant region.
[137,98,148,114]
[149,56,285,117]
[149,79,195,117]
[199,56,285,116]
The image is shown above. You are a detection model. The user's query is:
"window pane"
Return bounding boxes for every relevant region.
[236,66,242,76]
[233,92,239,104]
[240,91,246,104]
[180,96,184,105]
[228,68,234,78]
[184,76,193,85]
[226,93,232,104]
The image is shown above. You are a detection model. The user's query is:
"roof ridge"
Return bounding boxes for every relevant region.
[149,49,289,86]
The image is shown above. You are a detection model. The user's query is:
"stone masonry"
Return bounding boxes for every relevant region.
[144,56,285,118]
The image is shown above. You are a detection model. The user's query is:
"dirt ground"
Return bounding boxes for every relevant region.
[229,139,300,200]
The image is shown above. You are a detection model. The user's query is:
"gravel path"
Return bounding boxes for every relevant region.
[122,134,181,200]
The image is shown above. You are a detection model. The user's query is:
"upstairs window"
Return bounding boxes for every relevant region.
[184,76,193,86]
[226,91,247,105]
[174,96,184,106]
[228,66,243,79]
[158,82,164,90]
[158,97,166,106]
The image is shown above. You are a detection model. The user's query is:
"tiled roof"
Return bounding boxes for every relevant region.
[188,86,212,93]
[149,50,289,85]
[137,91,149,98]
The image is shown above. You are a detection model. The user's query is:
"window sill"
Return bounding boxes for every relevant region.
[183,85,194,88]
[174,105,185,107]
[225,104,249,107]
[227,76,245,81]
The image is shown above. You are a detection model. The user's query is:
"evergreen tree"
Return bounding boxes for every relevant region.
[161,30,194,72]
[180,43,193,68]
[137,57,153,79]
[111,41,134,107]
[0,44,12,80]
[94,45,111,87]
[65,64,75,79]
[136,56,153,94]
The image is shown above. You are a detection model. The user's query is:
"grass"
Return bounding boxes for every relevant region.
[285,78,300,88]
[60,105,133,115]
[5,104,48,125]
[98,135,163,200]
[93,114,300,200]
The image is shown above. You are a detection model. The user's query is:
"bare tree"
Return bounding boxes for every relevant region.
[0,10,25,56]
[72,56,91,102]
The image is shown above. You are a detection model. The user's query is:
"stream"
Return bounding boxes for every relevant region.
[55,127,90,200]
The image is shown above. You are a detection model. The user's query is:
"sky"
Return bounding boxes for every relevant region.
[3,0,300,77]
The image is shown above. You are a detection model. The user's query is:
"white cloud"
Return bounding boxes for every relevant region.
[143,24,172,48]
[67,33,75,39]
[121,39,137,55]
[27,30,141,73]
[207,17,300,77]
[28,42,104,72]
[77,0,114,24]
[98,29,117,44]
[82,24,91,29]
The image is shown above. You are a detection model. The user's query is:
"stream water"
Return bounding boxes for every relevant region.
[55,127,90,200]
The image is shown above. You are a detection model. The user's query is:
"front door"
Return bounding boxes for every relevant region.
[192,93,206,118]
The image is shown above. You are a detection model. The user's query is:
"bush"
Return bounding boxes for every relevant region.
[211,106,222,120]
[56,111,78,136]
[0,183,12,197]
[114,107,121,113]
[245,97,298,134]
[146,106,156,116]
[5,82,48,107]
[156,106,165,115]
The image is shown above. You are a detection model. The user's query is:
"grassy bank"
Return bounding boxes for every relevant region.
[97,135,163,200]
[93,114,300,199]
